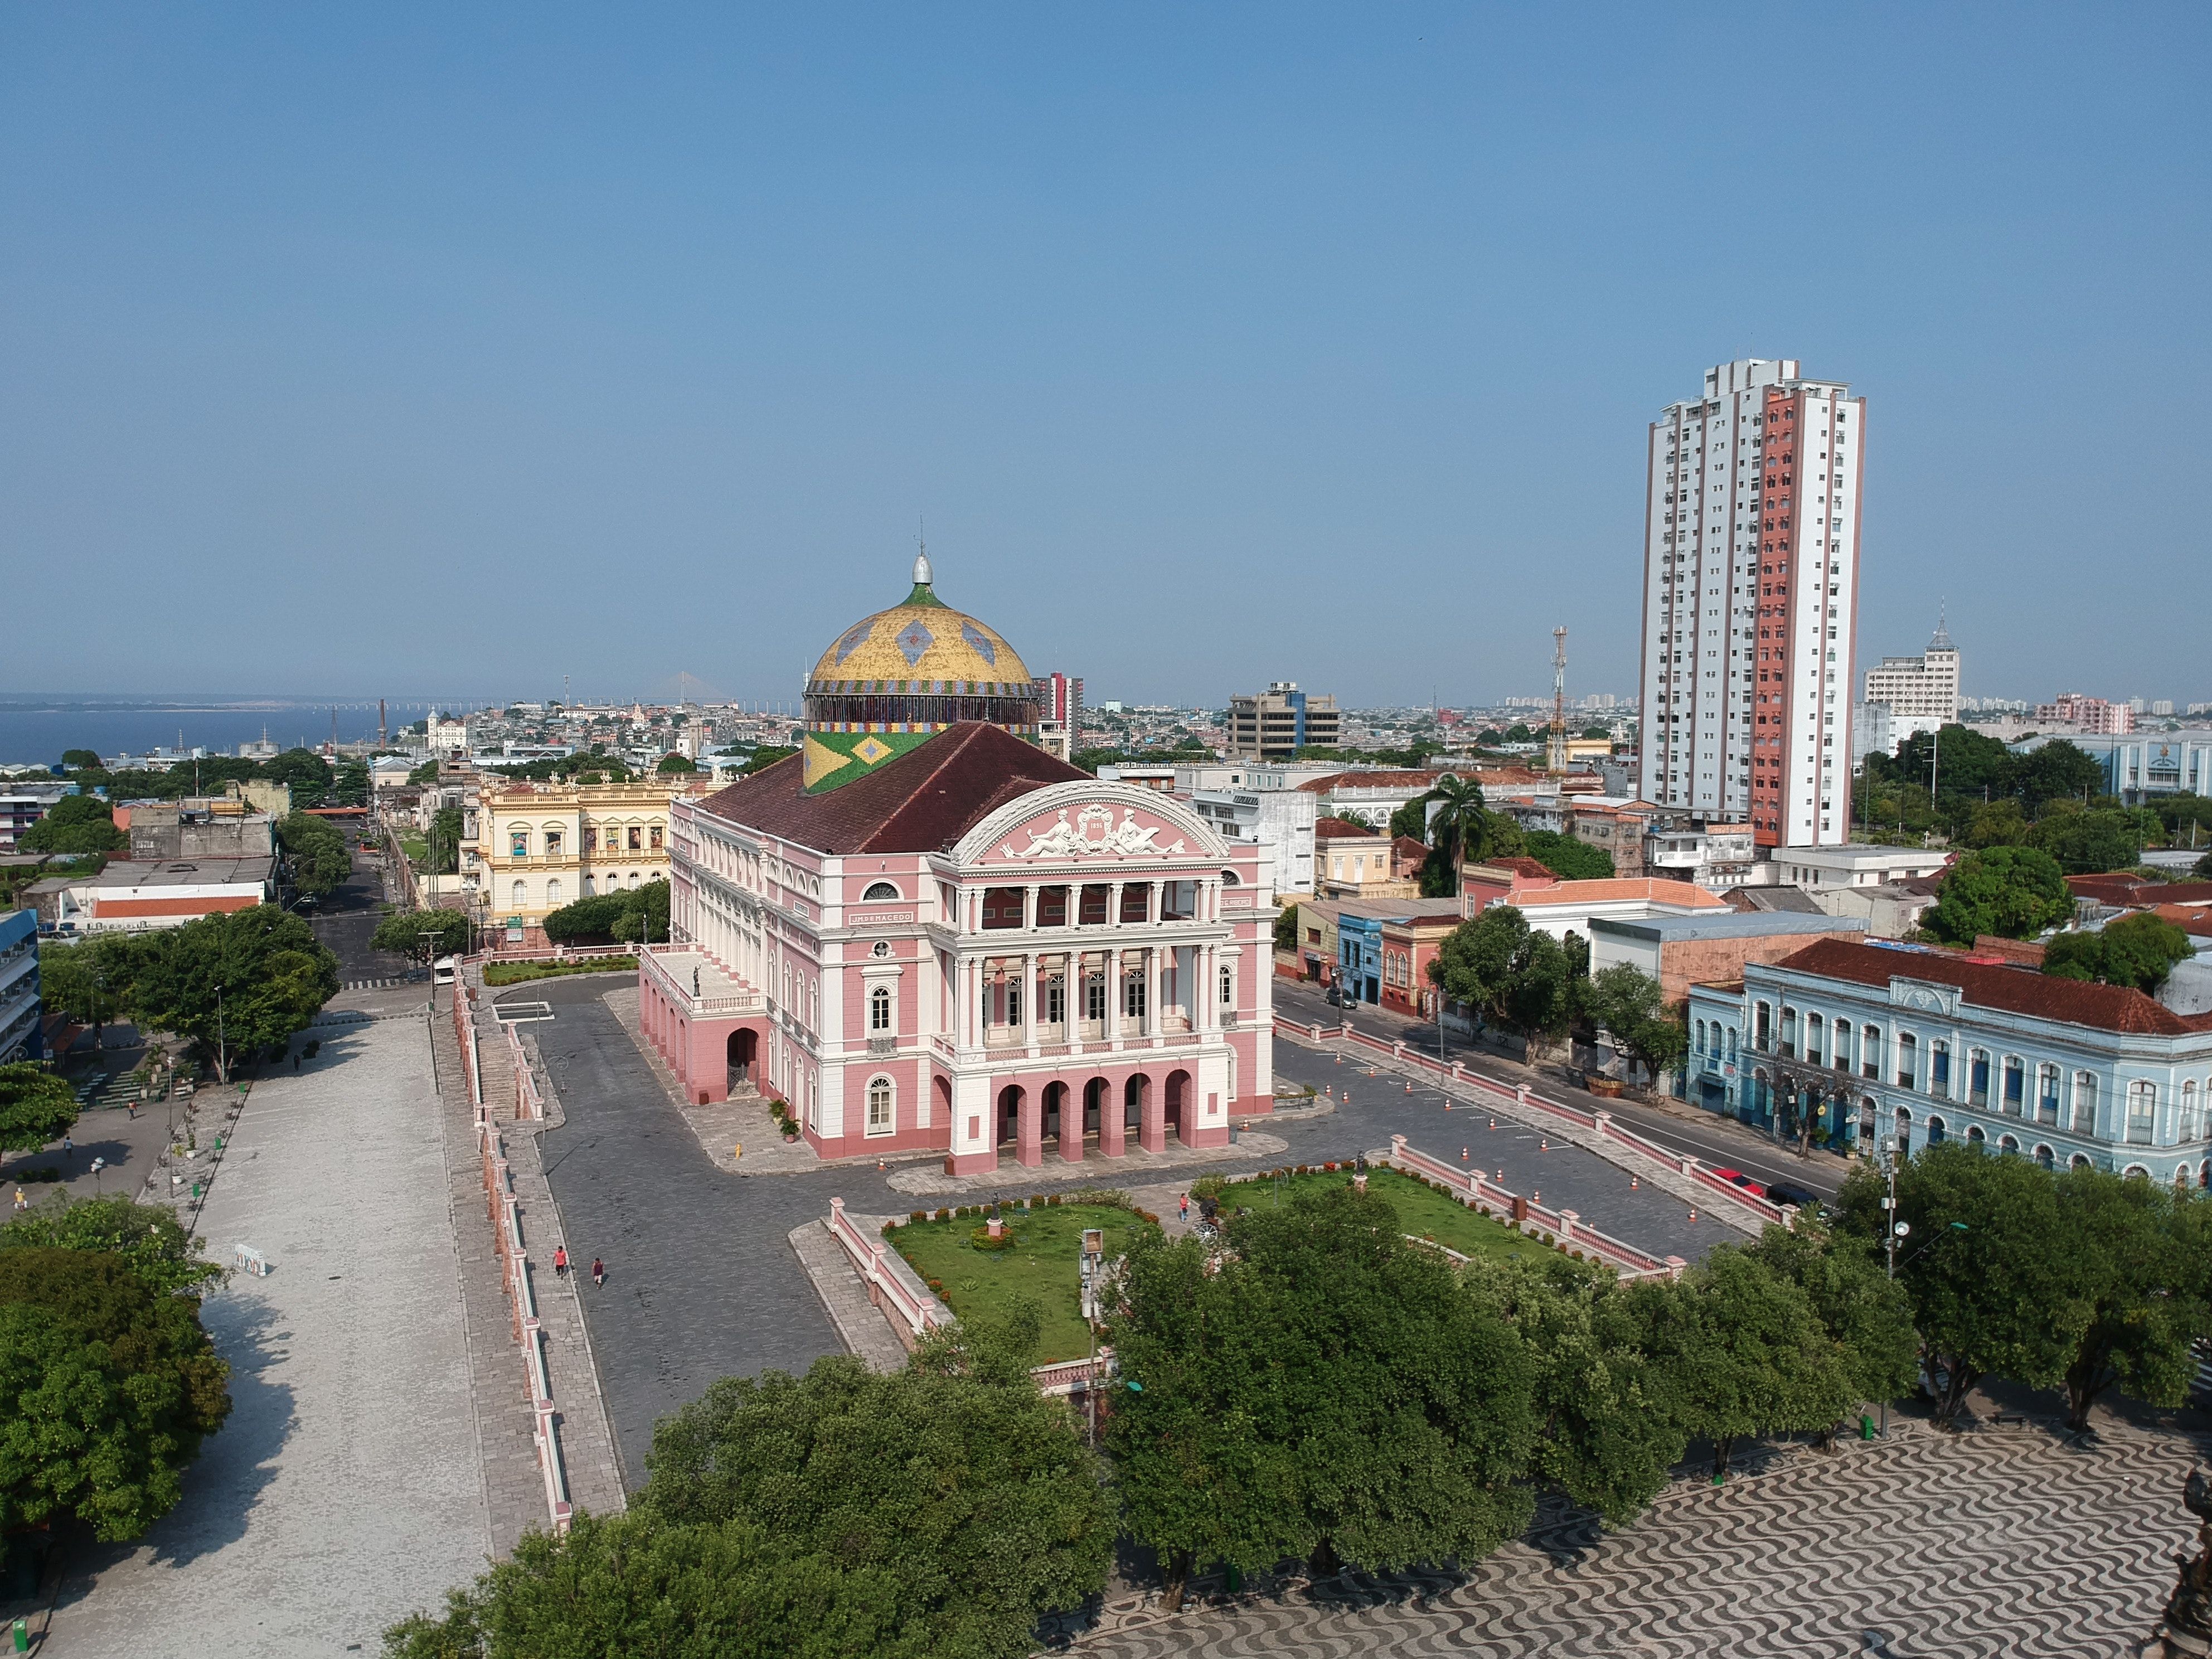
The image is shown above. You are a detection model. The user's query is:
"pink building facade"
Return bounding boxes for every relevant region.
[638,729,1275,1175]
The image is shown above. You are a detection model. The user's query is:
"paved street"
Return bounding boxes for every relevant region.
[525,978,851,1486]
[1066,1414,2208,1659]
[306,837,416,986]
[1274,976,1858,1201]
[33,1010,488,1658]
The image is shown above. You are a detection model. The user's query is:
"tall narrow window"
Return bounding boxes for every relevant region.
[1220,963,1234,1007]
[1969,1050,1990,1108]
[1085,968,1106,1024]
[1896,1032,1917,1089]
[1861,1025,1881,1080]
[2127,1081,2156,1145]
[867,1077,893,1133]
[2181,1080,2200,1143]
[1046,972,1065,1026]
[2002,1058,2024,1116]
[1930,1041,1951,1099]
[869,984,891,1033]
[2038,1064,2061,1126]
[1755,1002,1772,1051]
[1806,1014,1824,1066]
[2073,1071,2098,1134]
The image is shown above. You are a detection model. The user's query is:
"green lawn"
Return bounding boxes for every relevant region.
[483,956,637,986]
[399,834,428,870]
[888,1202,1160,1364]
[1219,1166,1535,1264]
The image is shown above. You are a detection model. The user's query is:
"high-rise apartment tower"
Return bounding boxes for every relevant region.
[1637,358,1863,848]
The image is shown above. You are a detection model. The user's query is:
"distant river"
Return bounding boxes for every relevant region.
[0,698,468,768]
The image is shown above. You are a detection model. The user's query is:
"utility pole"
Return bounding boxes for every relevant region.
[1881,1136,1901,1437]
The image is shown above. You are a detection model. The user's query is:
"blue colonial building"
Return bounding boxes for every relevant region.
[1687,935,2212,1183]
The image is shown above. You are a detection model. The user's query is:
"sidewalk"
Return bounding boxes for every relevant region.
[35,1010,489,1657]
[597,984,823,1173]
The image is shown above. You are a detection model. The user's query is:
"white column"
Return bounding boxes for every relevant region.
[1022,950,1037,1047]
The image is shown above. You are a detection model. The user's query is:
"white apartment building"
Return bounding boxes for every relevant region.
[1638,358,1864,850]
[1861,617,1961,748]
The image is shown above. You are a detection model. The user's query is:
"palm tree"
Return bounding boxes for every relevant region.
[1415,773,1499,897]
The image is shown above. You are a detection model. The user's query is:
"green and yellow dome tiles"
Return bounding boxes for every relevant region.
[801,552,1042,792]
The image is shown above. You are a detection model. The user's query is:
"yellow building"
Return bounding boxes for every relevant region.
[465,778,707,929]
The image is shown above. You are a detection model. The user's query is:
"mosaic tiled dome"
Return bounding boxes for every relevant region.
[802,553,1040,791]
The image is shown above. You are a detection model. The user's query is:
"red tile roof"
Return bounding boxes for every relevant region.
[693,723,1089,855]
[1314,817,1381,839]
[2151,903,2212,940]
[2067,875,2212,909]
[1768,937,2212,1037]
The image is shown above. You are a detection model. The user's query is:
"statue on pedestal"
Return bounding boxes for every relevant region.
[2152,1467,2212,1657]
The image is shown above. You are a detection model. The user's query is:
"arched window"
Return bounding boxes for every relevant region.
[583,875,596,897]
[1220,962,1234,1007]
[1928,1114,1947,1146]
[545,878,562,908]
[2182,1080,2200,1143]
[510,880,526,910]
[2127,1081,2157,1145]
[1968,1049,1991,1107]
[1860,1024,1881,1079]
[1805,1013,1824,1065]
[1930,1040,1951,1099]
[2037,1064,2060,1126]
[1754,1001,1772,1051]
[2073,1071,2098,1134]
[2034,1144,2054,1170]
[1997,1134,2019,1157]
[1967,1124,1987,1148]
[2070,1152,2093,1171]
[2001,1056,2024,1115]
[862,881,900,901]
[1220,869,1241,885]
[1696,1020,1708,1054]
[869,984,892,1033]
[866,1075,894,1134]
[1896,1031,1917,1089]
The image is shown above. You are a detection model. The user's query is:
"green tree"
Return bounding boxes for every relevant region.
[1387,798,1428,841]
[1834,1143,2088,1425]
[425,807,464,875]
[1742,1220,1918,1433]
[1,1196,222,1297]
[1921,846,2072,945]
[260,748,335,807]
[1273,903,1299,954]
[1580,963,1687,1083]
[2051,1169,2212,1431]
[0,1248,231,1541]
[1415,775,1521,898]
[1649,1246,1855,1479]
[2028,805,2142,874]
[20,795,127,856]
[657,754,698,774]
[744,746,798,775]
[125,908,340,1081]
[611,879,672,944]
[1884,724,2015,801]
[1107,1185,1536,1600]
[391,1345,1112,1659]
[34,935,138,1045]
[1430,905,1533,1030]
[59,749,101,769]
[2198,850,2212,879]
[1964,799,2034,848]
[1473,1255,1686,1524]
[1524,828,1613,881]
[372,909,470,962]
[277,810,352,899]
[406,760,440,785]
[0,1065,77,1158]
[2043,912,2195,991]
[2012,740,2105,809]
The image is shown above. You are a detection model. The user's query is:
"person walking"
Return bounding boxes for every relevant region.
[1178,1191,1189,1221]
[12,1187,23,1213]
[554,1245,569,1278]
[590,1257,605,1289]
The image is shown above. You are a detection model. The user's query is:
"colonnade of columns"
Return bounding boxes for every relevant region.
[1003,1070,1187,1168]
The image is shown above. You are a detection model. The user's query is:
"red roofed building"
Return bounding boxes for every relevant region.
[642,560,1273,1174]
[1686,934,2212,1180]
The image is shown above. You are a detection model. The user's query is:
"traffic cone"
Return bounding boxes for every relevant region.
[1689,1207,1697,1223]
[1462,1148,1469,1162]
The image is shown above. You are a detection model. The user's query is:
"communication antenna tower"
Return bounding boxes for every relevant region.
[1548,627,1569,775]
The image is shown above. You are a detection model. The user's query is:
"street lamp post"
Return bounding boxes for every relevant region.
[214,983,226,1084]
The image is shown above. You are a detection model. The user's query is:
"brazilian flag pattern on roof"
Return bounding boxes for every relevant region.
[802,729,943,793]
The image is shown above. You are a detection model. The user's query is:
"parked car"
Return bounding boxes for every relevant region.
[1765,1181,1823,1211]
[1712,1167,1768,1199]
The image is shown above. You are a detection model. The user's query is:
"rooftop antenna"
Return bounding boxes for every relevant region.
[1548,626,1569,775]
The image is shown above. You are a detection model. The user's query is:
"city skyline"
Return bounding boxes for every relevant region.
[4,8,2207,704]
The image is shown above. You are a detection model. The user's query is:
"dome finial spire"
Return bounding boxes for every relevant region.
[913,516,932,588]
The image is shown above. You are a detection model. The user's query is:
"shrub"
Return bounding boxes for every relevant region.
[1047,1194,1062,1206]
[934,1208,950,1222]
[969,1226,1016,1252]
[1030,1195,1045,1207]
[910,1210,926,1224]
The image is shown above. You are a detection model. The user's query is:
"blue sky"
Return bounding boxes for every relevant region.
[3,5,2205,709]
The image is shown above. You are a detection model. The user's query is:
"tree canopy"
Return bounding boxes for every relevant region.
[1414,775,1524,896]
[0,1245,230,1541]
[33,936,134,1039]
[656,754,698,774]
[1523,828,1613,882]
[2042,912,2195,991]
[1428,907,1580,1045]
[0,1065,77,1157]
[372,908,470,961]
[1107,1185,1537,1598]
[277,810,352,899]
[1580,963,1686,1081]
[386,1335,1113,1659]
[20,794,126,856]
[121,907,341,1079]
[1920,846,2072,945]
[540,878,670,945]
[1,1195,223,1297]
